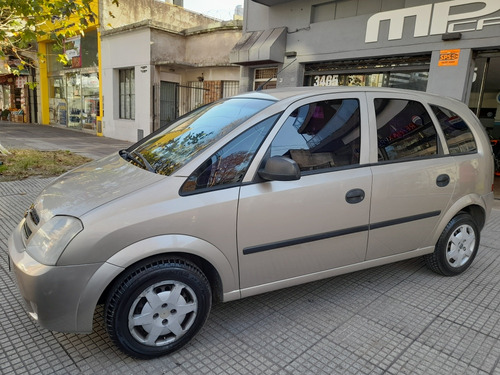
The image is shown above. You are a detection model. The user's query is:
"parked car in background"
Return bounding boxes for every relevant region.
[9,87,494,358]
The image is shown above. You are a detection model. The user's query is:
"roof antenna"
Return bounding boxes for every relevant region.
[256,58,297,91]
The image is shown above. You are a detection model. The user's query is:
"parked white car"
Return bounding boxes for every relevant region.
[9,87,494,358]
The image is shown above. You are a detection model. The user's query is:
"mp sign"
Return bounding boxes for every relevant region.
[365,0,500,43]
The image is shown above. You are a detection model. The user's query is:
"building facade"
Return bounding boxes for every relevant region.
[0,55,37,123]
[36,0,242,142]
[99,0,243,141]
[231,0,500,136]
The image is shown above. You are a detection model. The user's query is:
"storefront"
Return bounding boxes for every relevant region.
[42,29,100,131]
[303,55,431,92]
[234,0,500,136]
[39,29,100,134]
[0,74,31,122]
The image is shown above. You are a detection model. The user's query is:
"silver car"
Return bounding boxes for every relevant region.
[9,87,494,358]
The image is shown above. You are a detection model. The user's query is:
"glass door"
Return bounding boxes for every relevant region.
[469,52,500,138]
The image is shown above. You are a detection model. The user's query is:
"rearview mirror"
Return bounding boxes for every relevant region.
[258,156,301,181]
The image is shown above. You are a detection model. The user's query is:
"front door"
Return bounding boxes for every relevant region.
[237,94,372,294]
[160,81,178,128]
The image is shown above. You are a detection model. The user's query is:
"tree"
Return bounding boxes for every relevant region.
[0,0,117,73]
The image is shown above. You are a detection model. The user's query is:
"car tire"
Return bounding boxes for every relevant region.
[105,257,212,359]
[424,213,479,276]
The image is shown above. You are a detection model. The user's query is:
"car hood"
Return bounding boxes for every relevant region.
[33,153,164,222]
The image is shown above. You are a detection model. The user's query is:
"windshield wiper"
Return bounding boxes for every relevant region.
[119,149,156,173]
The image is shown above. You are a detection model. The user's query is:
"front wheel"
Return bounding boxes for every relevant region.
[424,213,479,276]
[105,258,212,359]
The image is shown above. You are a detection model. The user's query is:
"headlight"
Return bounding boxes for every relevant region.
[26,216,83,266]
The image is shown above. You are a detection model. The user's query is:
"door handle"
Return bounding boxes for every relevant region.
[346,189,365,204]
[436,174,450,187]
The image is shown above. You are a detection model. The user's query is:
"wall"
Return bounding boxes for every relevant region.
[184,25,243,66]
[101,27,152,141]
[150,26,186,64]
[427,49,474,102]
[102,0,217,32]
[242,0,500,101]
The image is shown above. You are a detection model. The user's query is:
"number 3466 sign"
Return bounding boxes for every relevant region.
[438,49,460,67]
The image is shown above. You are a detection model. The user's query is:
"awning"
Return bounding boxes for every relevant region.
[250,0,293,6]
[230,27,287,66]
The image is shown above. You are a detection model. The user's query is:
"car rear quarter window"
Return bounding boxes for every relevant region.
[375,98,438,161]
[430,105,477,154]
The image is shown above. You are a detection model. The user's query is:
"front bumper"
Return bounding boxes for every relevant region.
[8,219,102,333]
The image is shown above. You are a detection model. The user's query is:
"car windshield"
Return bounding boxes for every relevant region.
[128,98,275,175]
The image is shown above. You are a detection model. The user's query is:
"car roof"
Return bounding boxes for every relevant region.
[232,86,456,104]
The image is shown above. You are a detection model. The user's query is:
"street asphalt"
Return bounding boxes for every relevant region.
[1,121,500,374]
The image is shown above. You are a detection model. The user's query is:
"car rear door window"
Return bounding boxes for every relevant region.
[268,99,361,172]
[375,98,438,161]
[430,105,477,154]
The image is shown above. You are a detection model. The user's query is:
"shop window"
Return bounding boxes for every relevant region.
[375,99,438,161]
[269,99,361,172]
[48,77,67,125]
[254,68,277,90]
[47,43,66,73]
[119,68,135,120]
[82,73,100,130]
[67,73,83,129]
[80,30,98,68]
[47,30,98,71]
[305,56,430,91]
[431,105,477,154]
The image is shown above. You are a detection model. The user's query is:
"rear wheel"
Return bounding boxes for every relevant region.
[105,258,211,358]
[424,213,479,276]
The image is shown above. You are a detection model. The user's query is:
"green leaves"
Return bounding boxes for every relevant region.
[0,0,109,72]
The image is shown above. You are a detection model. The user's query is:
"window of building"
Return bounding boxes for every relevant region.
[431,105,477,154]
[80,29,98,68]
[375,99,438,161]
[119,68,135,120]
[269,99,361,172]
[254,68,278,90]
[47,43,66,73]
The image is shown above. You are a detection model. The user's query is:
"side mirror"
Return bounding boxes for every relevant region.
[258,156,301,181]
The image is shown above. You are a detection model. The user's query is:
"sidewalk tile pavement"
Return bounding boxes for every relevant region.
[1,122,500,374]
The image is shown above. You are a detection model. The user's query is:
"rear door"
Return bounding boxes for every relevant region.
[237,93,372,294]
[365,93,456,260]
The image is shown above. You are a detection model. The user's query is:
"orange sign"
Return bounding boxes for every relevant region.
[438,49,460,67]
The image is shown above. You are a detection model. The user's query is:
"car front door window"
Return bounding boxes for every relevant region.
[269,99,361,172]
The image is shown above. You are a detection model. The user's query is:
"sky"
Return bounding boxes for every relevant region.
[183,0,244,21]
